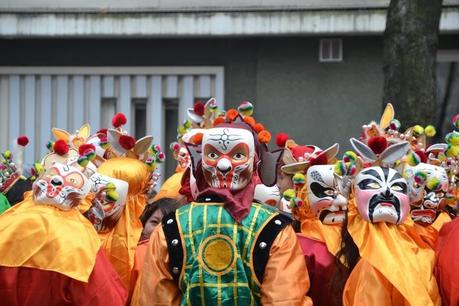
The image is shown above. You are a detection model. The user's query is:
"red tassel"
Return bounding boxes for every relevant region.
[17,135,29,146]
[193,102,205,116]
[276,133,289,147]
[112,113,127,128]
[54,140,69,155]
[119,135,136,150]
[368,136,388,155]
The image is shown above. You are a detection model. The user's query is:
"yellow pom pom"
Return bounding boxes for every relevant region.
[283,189,296,201]
[424,125,436,137]
[446,145,459,158]
[412,125,424,137]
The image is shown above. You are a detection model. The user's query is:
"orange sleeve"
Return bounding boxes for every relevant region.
[139,226,181,306]
[343,259,406,306]
[260,225,313,306]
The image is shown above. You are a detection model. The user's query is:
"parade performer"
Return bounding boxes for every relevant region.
[276,132,348,305]
[0,160,127,305]
[337,104,441,305]
[129,198,182,306]
[0,136,34,206]
[83,113,165,289]
[140,105,312,305]
[434,113,459,306]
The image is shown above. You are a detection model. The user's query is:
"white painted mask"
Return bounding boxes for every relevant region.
[307,165,349,224]
[202,127,255,191]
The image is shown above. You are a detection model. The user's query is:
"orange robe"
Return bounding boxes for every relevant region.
[343,199,441,306]
[129,239,149,306]
[139,224,312,306]
[97,157,150,289]
[0,197,127,305]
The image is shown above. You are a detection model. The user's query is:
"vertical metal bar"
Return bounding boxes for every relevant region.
[179,75,194,124]
[8,75,20,144]
[24,75,36,163]
[55,76,68,130]
[118,75,132,133]
[39,76,52,159]
[88,76,101,131]
[72,75,85,131]
[147,75,164,185]
[0,76,9,152]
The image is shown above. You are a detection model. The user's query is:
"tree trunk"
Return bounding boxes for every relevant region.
[383,0,443,128]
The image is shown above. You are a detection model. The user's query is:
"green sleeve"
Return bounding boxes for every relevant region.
[0,193,11,214]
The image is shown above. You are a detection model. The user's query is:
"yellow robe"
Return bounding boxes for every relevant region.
[0,196,101,282]
[343,199,441,306]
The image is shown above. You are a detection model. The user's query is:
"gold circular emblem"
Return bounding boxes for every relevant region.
[199,234,236,275]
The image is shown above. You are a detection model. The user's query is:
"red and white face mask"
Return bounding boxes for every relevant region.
[202,127,255,191]
[354,166,410,224]
[33,163,91,210]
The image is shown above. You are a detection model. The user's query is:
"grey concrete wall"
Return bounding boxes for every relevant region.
[255,37,383,150]
[0,35,456,152]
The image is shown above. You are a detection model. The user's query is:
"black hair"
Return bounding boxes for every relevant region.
[329,212,360,306]
[5,179,32,206]
[139,197,181,227]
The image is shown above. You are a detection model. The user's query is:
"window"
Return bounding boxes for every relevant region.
[319,39,343,62]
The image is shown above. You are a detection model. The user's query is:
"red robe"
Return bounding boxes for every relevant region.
[0,250,127,306]
[435,218,459,306]
[297,234,336,306]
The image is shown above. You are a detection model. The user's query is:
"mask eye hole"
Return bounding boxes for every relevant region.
[391,182,407,193]
[233,152,246,160]
[207,152,219,159]
[65,172,84,189]
[367,182,381,189]
[324,189,335,196]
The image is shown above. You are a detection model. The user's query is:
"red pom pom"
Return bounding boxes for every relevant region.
[97,128,107,136]
[310,153,328,166]
[368,136,388,155]
[193,102,205,116]
[112,113,127,128]
[54,139,69,156]
[276,133,289,147]
[119,135,136,150]
[415,150,428,163]
[17,135,29,146]
[79,143,96,156]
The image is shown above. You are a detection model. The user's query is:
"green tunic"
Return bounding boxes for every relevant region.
[176,202,278,306]
[0,193,11,214]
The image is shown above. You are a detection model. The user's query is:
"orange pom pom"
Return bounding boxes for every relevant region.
[191,133,203,145]
[253,123,265,133]
[258,130,271,144]
[226,109,239,121]
[213,117,225,126]
[243,116,256,127]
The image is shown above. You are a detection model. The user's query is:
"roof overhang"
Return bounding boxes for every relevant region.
[0,7,458,38]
